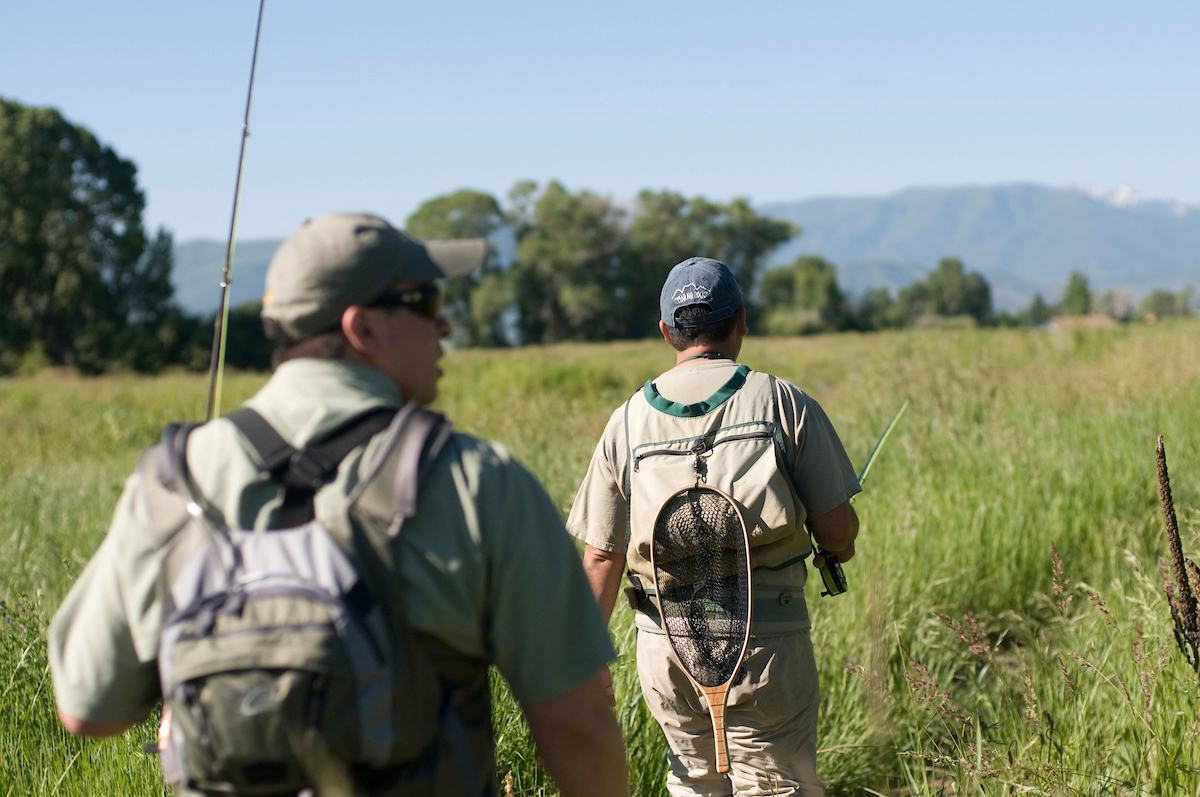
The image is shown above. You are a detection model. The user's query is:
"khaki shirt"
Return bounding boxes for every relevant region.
[50,359,614,724]
[567,358,860,598]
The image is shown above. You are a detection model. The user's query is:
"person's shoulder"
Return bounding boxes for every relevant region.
[434,430,537,492]
[750,367,802,393]
[606,394,637,430]
[592,390,645,455]
[183,414,255,464]
[443,430,514,469]
[435,431,566,539]
[750,370,827,432]
[746,369,812,405]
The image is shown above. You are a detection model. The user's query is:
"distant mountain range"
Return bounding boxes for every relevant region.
[761,183,1200,310]
[172,183,1199,315]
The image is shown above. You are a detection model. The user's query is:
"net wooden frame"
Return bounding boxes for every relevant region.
[650,483,753,774]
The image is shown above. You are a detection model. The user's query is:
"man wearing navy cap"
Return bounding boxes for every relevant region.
[567,257,862,797]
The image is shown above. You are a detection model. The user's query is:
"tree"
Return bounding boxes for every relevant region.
[400,184,797,346]
[760,256,848,334]
[1020,293,1053,326]
[512,182,625,343]
[619,190,704,338]
[855,287,904,331]
[108,228,208,372]
[896,258,992,326]
[405,189,512,346]
[221,300,274,371]
[618,191,797,336]
[1095,289,1135,321]
[687,197,797,304]
[926,258,993,325]
[1061,272,1091,316]
[1139,288,1193,320]
[896,280,932,324]
[0,97,185,373]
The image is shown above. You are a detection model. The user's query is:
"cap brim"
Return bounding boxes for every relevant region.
[426,239,488,279]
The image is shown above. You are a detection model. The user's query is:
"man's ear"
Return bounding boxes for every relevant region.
[341,305,378,355]
[659,320,672,345]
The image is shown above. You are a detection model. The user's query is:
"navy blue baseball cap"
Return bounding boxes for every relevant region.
[659,257,744,328]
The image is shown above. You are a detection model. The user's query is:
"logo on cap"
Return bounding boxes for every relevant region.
[672,283,711,304]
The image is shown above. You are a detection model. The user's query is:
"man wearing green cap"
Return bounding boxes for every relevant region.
[568,257,860,797]
[49,213,629,797]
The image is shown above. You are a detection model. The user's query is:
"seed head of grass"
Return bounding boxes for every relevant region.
[1051,543,1073,614]
[1156,435,1200,673]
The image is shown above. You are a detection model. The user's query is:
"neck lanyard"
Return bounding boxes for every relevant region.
[679,352,736,364]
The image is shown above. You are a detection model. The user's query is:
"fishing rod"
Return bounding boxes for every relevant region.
[856,399,909,488]
[205,0,267,422]
[811,399,909,596]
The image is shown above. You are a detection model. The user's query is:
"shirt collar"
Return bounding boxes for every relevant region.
[243,359,402,449]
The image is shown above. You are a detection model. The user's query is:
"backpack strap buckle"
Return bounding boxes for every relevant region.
[286,449,336,490]
[225,406,398,525]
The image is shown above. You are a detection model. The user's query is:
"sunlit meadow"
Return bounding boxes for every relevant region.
[3,321,1199,795]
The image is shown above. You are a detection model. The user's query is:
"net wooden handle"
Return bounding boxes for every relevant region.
[701,684,731,774]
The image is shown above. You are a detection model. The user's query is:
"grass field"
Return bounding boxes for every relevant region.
[3,321,1199,795]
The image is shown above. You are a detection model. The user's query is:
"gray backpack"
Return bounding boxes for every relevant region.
[140,403,478,797]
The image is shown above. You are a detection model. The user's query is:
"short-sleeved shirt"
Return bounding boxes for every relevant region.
[49,358,615,724]
[567,357,860,591]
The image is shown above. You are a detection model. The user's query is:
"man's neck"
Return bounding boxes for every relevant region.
[673,344,739,366]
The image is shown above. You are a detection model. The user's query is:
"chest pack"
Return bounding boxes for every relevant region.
[140,403,479,797]
[622,366,813,601]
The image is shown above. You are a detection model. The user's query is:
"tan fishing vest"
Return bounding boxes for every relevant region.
[623,365,812,591]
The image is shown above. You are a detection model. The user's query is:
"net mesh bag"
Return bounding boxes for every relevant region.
[653,487,751,688]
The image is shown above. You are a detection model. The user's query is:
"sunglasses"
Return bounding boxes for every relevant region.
[366,284,443,320]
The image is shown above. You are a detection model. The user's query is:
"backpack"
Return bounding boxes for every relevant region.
[139,402,477,797]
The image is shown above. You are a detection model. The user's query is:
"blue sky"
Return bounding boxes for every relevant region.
[4,0,1197,240]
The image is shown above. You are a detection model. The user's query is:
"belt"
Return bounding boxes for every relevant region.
[624,585,809,624]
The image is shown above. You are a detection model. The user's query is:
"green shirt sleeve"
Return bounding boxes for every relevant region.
[477,441,616,705]
[47,471,163,724]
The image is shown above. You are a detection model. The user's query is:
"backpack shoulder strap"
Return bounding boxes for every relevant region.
[622,391,637,538]
[344,403,453,549]
[226,406,397,526]
[767,375,797,491]
[137,424,200,547]
[389,406,453,524]
[621,390,643,593]
[144,422,228,529]
[223,408,293,473]
[138,423,229,600]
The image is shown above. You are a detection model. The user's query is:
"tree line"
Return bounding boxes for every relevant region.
[1,97,1194,375]
[403,188,1194,344]
[759,256,1195,335]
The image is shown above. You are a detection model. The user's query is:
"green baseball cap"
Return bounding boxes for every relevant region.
[261,212,487,341]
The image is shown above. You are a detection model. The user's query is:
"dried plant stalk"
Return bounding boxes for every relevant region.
[1161,560,1189,659]
[1187,559,1200,599]
[1157,435,1200,672]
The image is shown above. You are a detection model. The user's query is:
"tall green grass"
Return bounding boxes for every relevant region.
[3,322,1199,795]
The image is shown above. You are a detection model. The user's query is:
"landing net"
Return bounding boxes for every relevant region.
[652,487,751,688]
